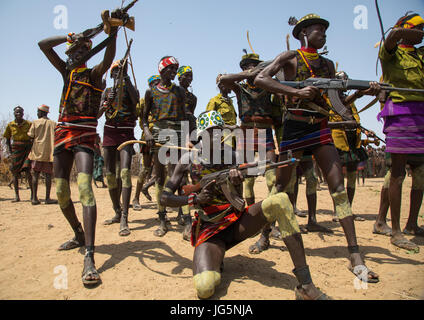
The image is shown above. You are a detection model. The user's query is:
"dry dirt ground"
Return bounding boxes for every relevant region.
[0,176,423,300]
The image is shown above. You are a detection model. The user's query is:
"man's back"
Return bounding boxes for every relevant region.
[28,118,56,162]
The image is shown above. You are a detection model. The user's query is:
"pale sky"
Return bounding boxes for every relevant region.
[0,0,423,140]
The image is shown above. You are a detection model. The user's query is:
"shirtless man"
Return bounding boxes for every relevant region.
[253,14,379,283]
[38,10,120,285]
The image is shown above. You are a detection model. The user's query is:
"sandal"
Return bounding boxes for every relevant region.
[353,214,365,221]
[119,228,131,236]
[305,222,334,234]
[82,254,100,286]
[391,236,419,252]
[348,264,379,284]
[103,216,121,225]
[104,208,122,226]
[373,223,392,236]
[248,237,270,254]
[403,227,424,237]
[58,236,84,251]
[154,226,168,237]
[295,209,307,218]
[294,286,332,300]
[270,226,282,240]
[132,201,142,211]
[45,199,58,205]
[299,225,308,234]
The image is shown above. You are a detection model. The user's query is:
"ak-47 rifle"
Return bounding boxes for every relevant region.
[278,77,424,121]
[107,38,134,119]
[65,0,138,71]
[182,158,298,212]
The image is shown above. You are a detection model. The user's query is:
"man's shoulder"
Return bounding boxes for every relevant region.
[319,55,334,66]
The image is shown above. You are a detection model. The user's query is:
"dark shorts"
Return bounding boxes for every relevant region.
[54,144,94,156]
[279,112,333,155]
[337,147,368,166]
[102,124,136,148]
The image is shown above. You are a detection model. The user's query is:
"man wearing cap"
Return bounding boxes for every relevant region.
[3,106,33,202]
[38,9,120,286]
[99,59,139,237]
[219,52,282,253]
[254,13,380,283]
[160,110,330,300]
[143,56,195,238]
[27,105,58,205]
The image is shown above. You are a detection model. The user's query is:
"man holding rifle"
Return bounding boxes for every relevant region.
[161,110,330,300]
[99,57,139,237]
[253,14,380,283]
[143,56,195,238]
[38,6,130,286]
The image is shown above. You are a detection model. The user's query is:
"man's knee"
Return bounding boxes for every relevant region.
[331,190,352,220]
[77,173,95,207]
[304,168,318,195]
[283,170,296,194]
[105,172,118,189]
[120,168,132,189]
[265,169,276,192]
[138,166,152,183]
[55,178,71,209]
[261,192,299,238]
[193,271,221,299]
[382,170,391,189]
[244,176,255,199]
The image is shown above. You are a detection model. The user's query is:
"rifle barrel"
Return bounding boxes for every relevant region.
[123,0,138,12]
[381,85,424,93]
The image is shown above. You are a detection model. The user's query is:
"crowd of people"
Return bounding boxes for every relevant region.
[2,8,423,300]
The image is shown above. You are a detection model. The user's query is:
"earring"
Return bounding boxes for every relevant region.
[303,34,309,48]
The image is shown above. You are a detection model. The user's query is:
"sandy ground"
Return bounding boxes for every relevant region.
[0,176,423,301]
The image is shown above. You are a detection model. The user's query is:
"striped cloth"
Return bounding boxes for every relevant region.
[10,140,32,174]
[54,115,98,154]
[191,204,244,248]
[378,100,424,154]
